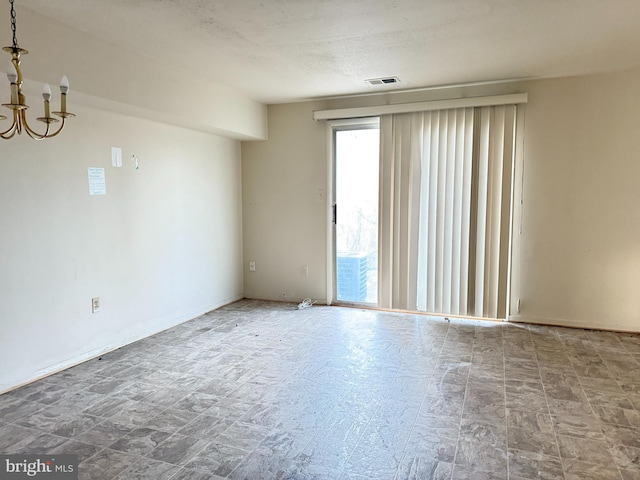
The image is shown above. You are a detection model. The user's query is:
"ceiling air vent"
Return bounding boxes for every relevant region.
[365,76,400,86]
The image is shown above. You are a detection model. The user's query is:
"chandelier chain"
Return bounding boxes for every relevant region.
[10,0,17,48]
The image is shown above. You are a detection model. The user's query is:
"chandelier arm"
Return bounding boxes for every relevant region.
[23,111,67,140]
[0,110,19,138]
[23,126,48,140]
[21,110,54,140]
[40,117,67,139]
[0,124,19,139]
[0,128,18,139]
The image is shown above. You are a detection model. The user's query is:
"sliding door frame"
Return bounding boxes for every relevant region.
[326,117,380,306]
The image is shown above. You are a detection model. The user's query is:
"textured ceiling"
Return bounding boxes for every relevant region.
[15,0,640,103]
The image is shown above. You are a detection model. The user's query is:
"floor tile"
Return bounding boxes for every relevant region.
[82,396,131,418]
[421,394,464,418]
[0,397,44,422]
[238,402,284,429]
[214,420,272,451]
[113,458,180,480]
[2,429,69,454]
[256,429,312,459]
[230,451,341,480]
[49,439,102,462]
[110,382,160,401]
[507,450,564,480]
[108,426,171,455]
[141,408,199,434]
[397,456,453,480]
[508,427,559,457]
[586,389,635,410]
[551,414,605,441]
[73,419,135,447]
[179,413,232,439]
[561,458,623,480]
[146,433,209,465]
[405,429,457,463]
[611,444,640,480]
[600,424,640,449]
[10,383,69,405]
[78,448,141,480]
[413,413,460,440]
[301,434,355,470]
[107,401,162,427]
[182,442,249,477]
[451,463,507,479]
[504,360,540,381]
[455,421,507,470]
[169,467,226,479]
[15,405,101,438]
[505,380,547,412]
[172,392,221,414]
[52,390,106,411]
[507,409,554,434]
[556,434,614,465]
[594,405,640,428]
[140,387,188,408]
[86,378,134,396]
[547,398,593,419]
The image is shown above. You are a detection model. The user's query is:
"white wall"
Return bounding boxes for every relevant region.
[242,101,329,303]
[0,105,244,392]
[513,71,640,331]
[242,68,640,332]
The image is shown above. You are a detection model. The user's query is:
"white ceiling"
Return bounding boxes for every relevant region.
[17,0,640,104]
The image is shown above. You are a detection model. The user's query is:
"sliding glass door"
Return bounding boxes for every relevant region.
[333,121,380,305]
[329,105,518,319]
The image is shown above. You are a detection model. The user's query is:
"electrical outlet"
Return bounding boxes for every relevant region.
[517,299,521,313]
[92,297,101,313]
[249,261,256,272]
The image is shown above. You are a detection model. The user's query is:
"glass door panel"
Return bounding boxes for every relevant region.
[335,126,379,304]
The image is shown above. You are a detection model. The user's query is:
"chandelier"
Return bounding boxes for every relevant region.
[1,0,74,140]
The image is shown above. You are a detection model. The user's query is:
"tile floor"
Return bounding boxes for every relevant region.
[1,300,640,479]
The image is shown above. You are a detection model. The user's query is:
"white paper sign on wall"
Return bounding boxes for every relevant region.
[88,167,107,195]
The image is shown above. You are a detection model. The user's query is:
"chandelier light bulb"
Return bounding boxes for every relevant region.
[60,75,69,94]
[42,83,51,101]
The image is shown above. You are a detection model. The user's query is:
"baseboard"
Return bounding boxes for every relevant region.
[508,314,640,334]
[243,294,328,306]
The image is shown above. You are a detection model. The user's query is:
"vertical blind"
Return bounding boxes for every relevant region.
[378,105,517,319]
